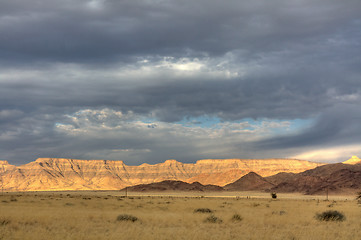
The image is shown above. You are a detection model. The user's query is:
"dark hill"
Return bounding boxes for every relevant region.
[224,172,274,191]
[122,180,224,192]
[270,163,361,194]
[265,172,297,185]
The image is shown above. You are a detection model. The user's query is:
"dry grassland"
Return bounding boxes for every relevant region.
[0,191,360,240]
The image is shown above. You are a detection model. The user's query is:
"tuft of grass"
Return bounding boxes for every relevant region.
[194,208,213,213]
[116,214,138,222]
[0,218,11,226]
[204,215,222,223]
[231,214,243,222]
[315,210,345,222]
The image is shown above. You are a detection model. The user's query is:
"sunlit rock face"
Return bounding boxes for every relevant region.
[0,158,323,191]
[0,160,16,173]
[186,159,324,186]
[343,156,361,165]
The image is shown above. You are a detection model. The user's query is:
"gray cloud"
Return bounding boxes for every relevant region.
[1,0,360,63]
[1,0,361,164]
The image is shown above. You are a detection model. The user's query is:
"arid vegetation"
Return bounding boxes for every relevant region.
[0,192,360,240]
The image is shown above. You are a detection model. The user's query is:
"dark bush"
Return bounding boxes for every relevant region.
[116,214,138,222]
[315,210,345,222]
[194,208,213,213]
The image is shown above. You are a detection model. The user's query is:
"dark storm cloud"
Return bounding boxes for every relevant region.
[0,68,342,122]
[1,0,361,164]
[0,0,360,63]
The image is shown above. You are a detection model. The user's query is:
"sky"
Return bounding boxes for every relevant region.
[1,0,361,165]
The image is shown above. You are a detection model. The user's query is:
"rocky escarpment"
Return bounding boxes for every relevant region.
[0,160,16,172]
[186,158,323,185]
[0,158,323,191]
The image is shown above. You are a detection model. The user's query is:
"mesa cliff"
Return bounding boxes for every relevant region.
[0,158,323,191]
[342,155,361,165]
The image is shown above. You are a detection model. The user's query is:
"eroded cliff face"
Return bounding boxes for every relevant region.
[0,160,16,173]
[0,158,324,191]
[187,159,324,186]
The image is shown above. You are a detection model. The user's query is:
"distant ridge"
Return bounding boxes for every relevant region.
[122,180,223,192]
[0,157,322,191]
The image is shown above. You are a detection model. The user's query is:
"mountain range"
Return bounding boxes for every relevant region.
[1,156,360,194]
[123,159,361,195]
[0,157,322,191]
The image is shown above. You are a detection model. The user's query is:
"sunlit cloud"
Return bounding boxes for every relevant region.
[290,145,361,163]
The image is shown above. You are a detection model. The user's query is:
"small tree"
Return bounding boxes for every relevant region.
[271,192,277,199]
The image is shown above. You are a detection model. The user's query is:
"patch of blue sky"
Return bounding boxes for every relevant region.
[175,116,314,133]
[139,118,157,124]
[289,118,314,131]
[176,116,221,128]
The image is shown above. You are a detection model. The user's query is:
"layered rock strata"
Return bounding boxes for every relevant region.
[0,158,323,191]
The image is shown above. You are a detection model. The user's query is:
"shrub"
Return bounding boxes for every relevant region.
[315,210,345,222]
[116,214,138,222]
[194,208,213,213]
[271,192,277,199]
[231,214,243,222]
[204,215,222,223]
[0,218,11,226]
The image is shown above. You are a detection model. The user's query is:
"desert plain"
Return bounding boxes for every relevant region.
[0,191,360,240]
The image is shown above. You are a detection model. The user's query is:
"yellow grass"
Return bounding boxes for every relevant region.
[0,191,360,240]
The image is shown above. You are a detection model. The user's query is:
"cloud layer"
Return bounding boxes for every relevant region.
[1,0,361,164]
